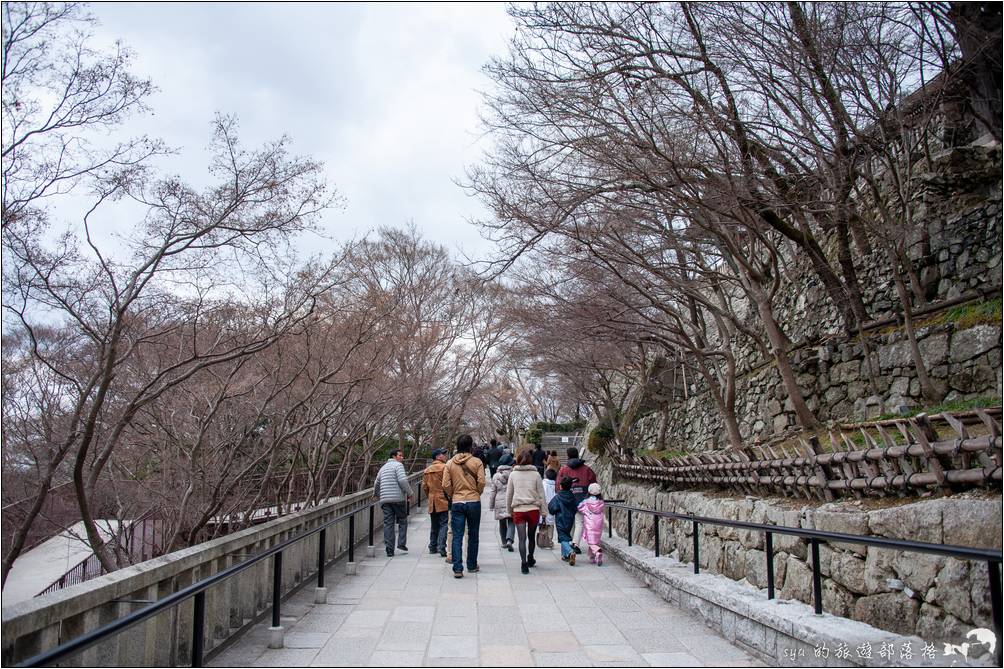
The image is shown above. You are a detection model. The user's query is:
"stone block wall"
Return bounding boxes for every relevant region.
[776,196,1002,344]
[635,320,1002,451]
[632,188,1002,452]
[595,457,1001,644]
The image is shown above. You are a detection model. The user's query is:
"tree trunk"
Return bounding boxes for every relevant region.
[693,354,744,450]
[1,476,55,585]
[887,246,943,403]
[751,291,820,430]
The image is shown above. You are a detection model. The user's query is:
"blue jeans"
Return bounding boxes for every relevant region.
[450,501,481,572]
[557,525,573,559]
[429,510,449,552]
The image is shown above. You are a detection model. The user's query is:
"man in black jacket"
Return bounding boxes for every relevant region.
[531,443,548,478]
[486,438,503,477]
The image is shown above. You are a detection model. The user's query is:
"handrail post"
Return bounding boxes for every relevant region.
[348,514,355,564]
[765,531,775,600]
[317,528,326,588]
[693,520,700,574]
[191,591,205,668]
[627,509,633,547]
[654,516,660,557]
[268,551,284,648]
[367,504,376,558]
[811,539,823,615]
[315,528,328,604]
[989,560,1002,666]
[346,513,357,575]
[607,507,612,538]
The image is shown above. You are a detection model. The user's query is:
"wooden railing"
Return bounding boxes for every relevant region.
[613,408,1002,500]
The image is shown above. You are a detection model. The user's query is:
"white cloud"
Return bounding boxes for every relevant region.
[82,2,513,259]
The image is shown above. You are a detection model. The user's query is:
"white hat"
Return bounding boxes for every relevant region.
[588,483,601,496]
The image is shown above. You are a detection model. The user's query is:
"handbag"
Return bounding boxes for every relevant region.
[537,522,554,548]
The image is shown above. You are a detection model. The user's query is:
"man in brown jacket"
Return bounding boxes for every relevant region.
[423,448,450,556]
[442,434,485,578]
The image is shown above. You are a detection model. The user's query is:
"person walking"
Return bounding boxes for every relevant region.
[578,483,606,565]
[548,475,579,565]
[486,439,503,478]
[489,453,516,552]
[557,447,597,555]
[442,434,485,578]
[374,448,414,557]
[473,442,488,467]
[422,448,450,556]
[531,443,548,478]
[544,450,560,477]
[538,468,558,549]
[506,448,547,574]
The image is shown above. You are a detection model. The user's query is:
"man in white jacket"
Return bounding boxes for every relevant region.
[374,449,414,556]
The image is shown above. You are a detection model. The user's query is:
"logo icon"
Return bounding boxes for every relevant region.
[943,629,997,661]
[966,628,996,655]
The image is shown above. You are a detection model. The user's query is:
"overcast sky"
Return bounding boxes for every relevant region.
[86,2,515,262]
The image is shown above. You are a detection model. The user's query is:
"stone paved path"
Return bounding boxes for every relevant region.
[211,489,763,667]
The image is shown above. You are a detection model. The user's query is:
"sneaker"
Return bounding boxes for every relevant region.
[572,544,582,555]
[469,564,480,573]
[398,545,408,553]
[527,556,536,568]
[520,562,529,575]
[453,571,463,579]
[429,548,438,554]
[445,555,452,563]
[386,550,394,557]
[569,552,576,566]
[596,552,603,566]
[505,540,514,552]
[561,555,569,562]
[440,549,447,557]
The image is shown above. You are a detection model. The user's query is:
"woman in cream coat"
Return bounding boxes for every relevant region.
[506,448,547,574]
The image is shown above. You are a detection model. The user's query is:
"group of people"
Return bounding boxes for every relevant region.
[481,439,560,480]
[489,446,606,571]
[374,436,606,579]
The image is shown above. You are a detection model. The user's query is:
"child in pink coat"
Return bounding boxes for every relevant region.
[577,482,605,565]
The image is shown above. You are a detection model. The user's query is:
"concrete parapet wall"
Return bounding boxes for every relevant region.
[603,536,995,667]
[0,475,418,666]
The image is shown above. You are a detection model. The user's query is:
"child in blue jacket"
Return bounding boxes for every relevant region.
[547,476,579,565]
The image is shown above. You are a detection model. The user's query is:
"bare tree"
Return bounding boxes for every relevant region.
[469,2,992,448]
[2,116,341,577]
[1,2,161,231]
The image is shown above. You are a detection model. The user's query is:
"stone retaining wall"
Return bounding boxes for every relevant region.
[0,477,418,667]
[634,320,1002,451]
[634,190,1002,452]
[595,457,1001,644]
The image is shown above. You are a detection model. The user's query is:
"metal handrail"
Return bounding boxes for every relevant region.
[605,501,1003,662]
[17,472,424,668]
